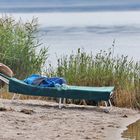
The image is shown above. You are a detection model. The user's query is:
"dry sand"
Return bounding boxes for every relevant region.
[0,99,139,140]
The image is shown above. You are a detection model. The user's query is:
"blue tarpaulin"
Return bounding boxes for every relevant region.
[23,74,66,87]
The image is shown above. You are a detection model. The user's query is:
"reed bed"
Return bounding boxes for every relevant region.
[0,16,48,79]
[47,48,140,108]
[0,16,48,100]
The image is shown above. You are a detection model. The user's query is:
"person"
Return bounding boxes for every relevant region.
[0,63,13,77]
[0,63,13,87]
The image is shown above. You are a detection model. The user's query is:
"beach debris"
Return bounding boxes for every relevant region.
[0,106,14,111]
[107,124,115,128]
[122,114,128,118]
[85,136,91,139]
[104,109,109,113]
[56,135,60,137]
[101,127,104,130]
[0,107,7,111]
[20,109,35,115]
[17,132,22,135]
[9,107,15,111]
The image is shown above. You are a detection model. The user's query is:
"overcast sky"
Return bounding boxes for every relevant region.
[0,0,140,6]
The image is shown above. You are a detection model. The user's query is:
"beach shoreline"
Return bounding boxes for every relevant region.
[0,99,139,140]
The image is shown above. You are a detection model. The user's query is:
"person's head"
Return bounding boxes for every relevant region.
[0,63,13,87]
[0,63,13,77]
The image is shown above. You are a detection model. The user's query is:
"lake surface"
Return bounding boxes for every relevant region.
[0,0,140,66]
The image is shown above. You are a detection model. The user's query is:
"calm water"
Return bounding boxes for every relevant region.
[122,119,140,140]
[1,0,140,12]
[0,0,140,66]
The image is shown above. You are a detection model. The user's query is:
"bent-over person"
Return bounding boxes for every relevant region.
[0,63,13,87]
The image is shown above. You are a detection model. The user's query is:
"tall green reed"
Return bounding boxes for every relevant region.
[0,16,48,79]
[47,48,140,108]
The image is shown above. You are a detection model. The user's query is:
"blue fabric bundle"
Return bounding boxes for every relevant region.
[23,74,66,87]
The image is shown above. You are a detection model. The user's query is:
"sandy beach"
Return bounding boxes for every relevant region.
[0,99,139,140]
